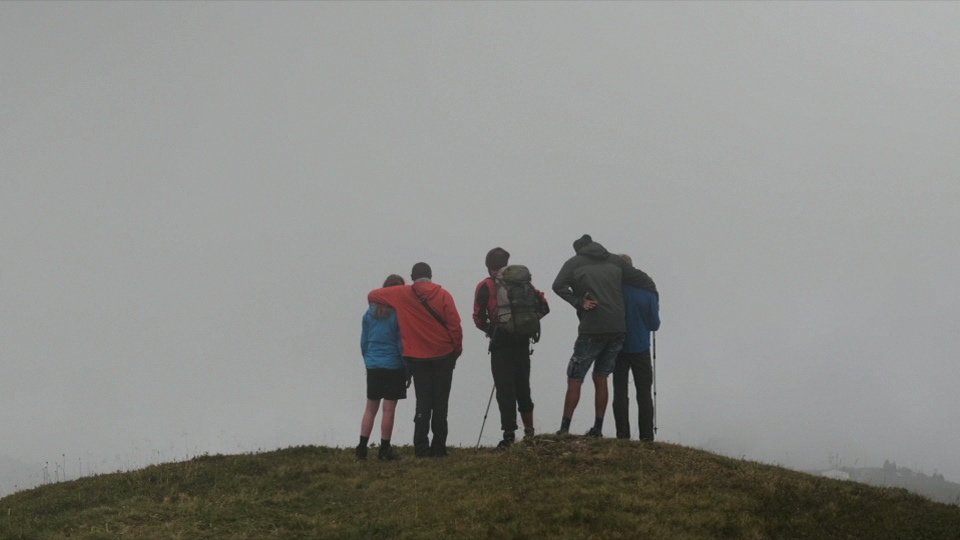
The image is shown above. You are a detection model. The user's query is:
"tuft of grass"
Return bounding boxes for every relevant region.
[1,438,959,539]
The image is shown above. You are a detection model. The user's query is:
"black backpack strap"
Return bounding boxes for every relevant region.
[413,288,446,327]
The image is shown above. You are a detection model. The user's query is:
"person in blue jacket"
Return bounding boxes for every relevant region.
[612,254,661,441]
[357,274,406,460]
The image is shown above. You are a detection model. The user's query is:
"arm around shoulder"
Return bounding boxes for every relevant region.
[368,285,402,307]
[615,257,658,293]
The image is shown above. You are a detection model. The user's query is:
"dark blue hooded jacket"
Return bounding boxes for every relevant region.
[622,285,661,353]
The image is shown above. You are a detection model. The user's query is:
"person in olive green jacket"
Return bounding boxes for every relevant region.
[552,234,657,437]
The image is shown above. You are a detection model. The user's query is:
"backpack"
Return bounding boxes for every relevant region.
[494,265,541,342]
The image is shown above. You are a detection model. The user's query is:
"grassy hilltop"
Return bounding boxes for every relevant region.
[2,436,959,539]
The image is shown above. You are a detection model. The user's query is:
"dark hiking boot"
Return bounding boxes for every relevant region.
[585,427,602,438]
[429,446,448,458]
[355,444,368,460]
[378,445,400,461]
[520,412,534,437]
[414,446,431,458]
[555,427,570,436]
[496,432,515,450]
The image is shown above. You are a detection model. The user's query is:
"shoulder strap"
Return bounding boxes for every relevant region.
[413,287,446,327]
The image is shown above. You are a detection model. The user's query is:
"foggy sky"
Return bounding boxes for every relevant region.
[2,2,958,494]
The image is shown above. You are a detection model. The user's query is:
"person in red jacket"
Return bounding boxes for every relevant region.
[368,262,463,457]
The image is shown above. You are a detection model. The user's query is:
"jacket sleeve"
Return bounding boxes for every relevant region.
[473,280,492,334]
[552,259,581,308]
[536,288,550,319]
[360,310,370,359]
[368,285,401,307]
[612,257,658,294]
[442,290,464,353]
[392,313,403,358]
[646,292,661,332]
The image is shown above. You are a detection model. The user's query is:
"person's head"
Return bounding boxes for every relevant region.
[485,247,510,276]
[619,254,633,266]
[411,262,432,281]
[375,274,406,318]
[383,274,405,288]
[573,234,593,253]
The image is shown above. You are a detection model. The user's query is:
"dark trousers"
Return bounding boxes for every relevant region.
[410,355,456,453]
[612,350,654,441]
[490,340,533,433]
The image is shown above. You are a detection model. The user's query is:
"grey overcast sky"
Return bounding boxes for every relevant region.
[2,2,959,493]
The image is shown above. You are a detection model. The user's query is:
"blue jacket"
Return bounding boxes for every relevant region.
[622,285,660,353]
[361,305,403,370]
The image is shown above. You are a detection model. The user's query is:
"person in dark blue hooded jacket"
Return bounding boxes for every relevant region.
[612,254,661,441]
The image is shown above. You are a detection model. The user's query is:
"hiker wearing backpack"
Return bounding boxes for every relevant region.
[368,262,463,458]
[612,254,661,442]
[552,234,657,437]
[473,247,550,449]
[357,274,407,461]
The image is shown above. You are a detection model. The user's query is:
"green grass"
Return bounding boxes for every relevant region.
[2,437,959,539]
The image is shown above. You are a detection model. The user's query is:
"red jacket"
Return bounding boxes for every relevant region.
[368,281,463,360]
[473,277,499,335]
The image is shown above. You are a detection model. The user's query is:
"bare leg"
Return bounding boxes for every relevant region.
[593,374,609,420]
[563,378,582,419]
[381,399,397,440]
[360,399,380,438]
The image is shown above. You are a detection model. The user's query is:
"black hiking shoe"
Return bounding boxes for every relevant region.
[585,427,602,438]
[378,446,400,461]
[555,427,570,436]
[496,432,515,450]
[355,444,368,460]
[524,427,535,438]
[414,446,431,458]
[429,446,448,458]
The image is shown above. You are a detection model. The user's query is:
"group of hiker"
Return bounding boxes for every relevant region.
[356,234,660,461]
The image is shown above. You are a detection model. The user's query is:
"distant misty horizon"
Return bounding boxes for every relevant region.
[2,2,958,497]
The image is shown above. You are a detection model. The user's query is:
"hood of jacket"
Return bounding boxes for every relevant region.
[576,241,611,260]
[411,280,443,300]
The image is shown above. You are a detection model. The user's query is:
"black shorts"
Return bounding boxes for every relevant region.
[366,368,407,401]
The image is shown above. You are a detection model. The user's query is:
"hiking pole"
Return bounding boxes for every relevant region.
[652,331,657,436]
[476,384,496,448]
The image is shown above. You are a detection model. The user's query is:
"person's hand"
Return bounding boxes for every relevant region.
[582,298,599,311]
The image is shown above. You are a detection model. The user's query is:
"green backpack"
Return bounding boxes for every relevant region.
[494,265,542,342]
